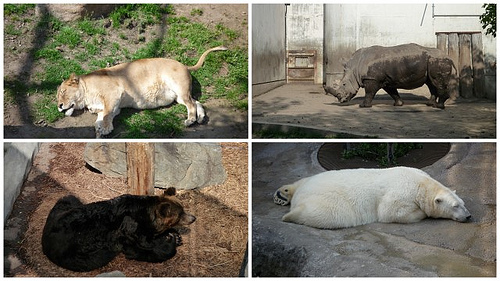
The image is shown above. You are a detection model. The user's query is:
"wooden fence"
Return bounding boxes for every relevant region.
[436,32,485,99]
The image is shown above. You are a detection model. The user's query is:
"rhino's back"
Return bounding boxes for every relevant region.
[348,43,447,88]
[348,43,432,70]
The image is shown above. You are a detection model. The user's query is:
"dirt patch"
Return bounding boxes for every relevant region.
[4,142,248,277]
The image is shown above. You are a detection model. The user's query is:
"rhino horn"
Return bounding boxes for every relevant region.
[323,84,339,97]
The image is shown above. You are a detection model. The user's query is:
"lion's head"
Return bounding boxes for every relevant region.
[57,73,83,116]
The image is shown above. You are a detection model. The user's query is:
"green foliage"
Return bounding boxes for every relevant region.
[77,18,106,36]
[119,106,185,138]
[4,4,34,15]
[480,4,496,37]
[253,128,328,139]
[34,96,65,123]
[109,4,172,28]
[55,26,81,49]
[342,143,423,167]
[132,38,164,60]
[5,24,22,36]
[190,8,203,16]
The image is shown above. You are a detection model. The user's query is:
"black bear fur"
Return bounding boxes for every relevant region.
[41,188,195,272]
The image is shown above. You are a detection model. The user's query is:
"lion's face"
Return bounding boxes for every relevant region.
[57,73,82,116]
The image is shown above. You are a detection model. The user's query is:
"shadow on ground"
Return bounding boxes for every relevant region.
[252,84,496,139]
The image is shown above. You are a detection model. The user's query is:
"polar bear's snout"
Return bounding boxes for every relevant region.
[454,207,472,222]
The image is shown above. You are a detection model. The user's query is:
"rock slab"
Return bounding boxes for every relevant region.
[84,143,226,189]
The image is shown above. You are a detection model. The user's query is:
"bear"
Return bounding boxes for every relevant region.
[273,167,471,229]
[41,187,196,272]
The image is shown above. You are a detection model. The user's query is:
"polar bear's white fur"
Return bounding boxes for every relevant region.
[273,167,471,229]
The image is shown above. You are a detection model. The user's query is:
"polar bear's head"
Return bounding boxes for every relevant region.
[431,190,471,222]
[273,185,294,206]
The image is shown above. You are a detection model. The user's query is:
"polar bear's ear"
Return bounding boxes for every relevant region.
[453,190,457,193]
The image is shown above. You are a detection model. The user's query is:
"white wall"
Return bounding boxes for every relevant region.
[323,3,496,98]
[287,4,324,83]
[252,4,287,96]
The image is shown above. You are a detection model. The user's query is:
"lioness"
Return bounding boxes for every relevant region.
[57,46,227,137]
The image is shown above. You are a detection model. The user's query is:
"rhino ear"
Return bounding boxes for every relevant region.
[340,58,348,68]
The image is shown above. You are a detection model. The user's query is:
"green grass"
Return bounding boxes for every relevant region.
[4,4,247,137]
[190,8,203,16]
[5,23,22,35]
[4,4,35,15]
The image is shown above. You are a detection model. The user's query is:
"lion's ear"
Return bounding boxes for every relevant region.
[68,73,79,85]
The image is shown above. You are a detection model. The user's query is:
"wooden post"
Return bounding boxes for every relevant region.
[436,33,447,52]
[472,33,485,98]
[447,33,460,100]
[126,143,155,195]
[458,33,473,98]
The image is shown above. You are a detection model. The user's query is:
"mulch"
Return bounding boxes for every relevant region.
[5,142,248,277]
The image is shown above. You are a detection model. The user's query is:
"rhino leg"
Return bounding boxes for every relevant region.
[436,96,448,109]
[426,83,447,109]
[360,80,380,108]
[383,87,404,106]
[426,58,453,109]
[426,94,438,107]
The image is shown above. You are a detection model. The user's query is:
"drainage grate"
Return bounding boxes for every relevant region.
[317,143,451,170]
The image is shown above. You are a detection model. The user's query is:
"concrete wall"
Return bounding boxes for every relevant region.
[287,4,324,84]
[252,4,287,96]
[323,3,496,98]
[4,143,40,220]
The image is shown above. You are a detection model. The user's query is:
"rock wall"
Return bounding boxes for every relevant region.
[4,143,40,220]
[84,143,226,189]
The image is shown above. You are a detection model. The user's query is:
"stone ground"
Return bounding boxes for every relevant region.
[252,142,496,277]
[252,84,496,139]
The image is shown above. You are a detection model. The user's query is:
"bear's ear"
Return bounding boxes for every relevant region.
[164,187,176,197]
[158,202,172,217]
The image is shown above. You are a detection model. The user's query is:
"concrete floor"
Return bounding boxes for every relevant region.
[253,84,496,139]
[252,142,495,277]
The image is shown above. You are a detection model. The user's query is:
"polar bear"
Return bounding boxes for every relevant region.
[273,167,471,229]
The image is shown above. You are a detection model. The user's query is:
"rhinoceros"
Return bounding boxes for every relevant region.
[323,43,457,109]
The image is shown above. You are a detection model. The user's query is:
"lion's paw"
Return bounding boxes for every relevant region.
[184,118,196,127]
[95,121,113,138]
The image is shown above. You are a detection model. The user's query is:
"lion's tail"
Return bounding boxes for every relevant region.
[187,46,228,71]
